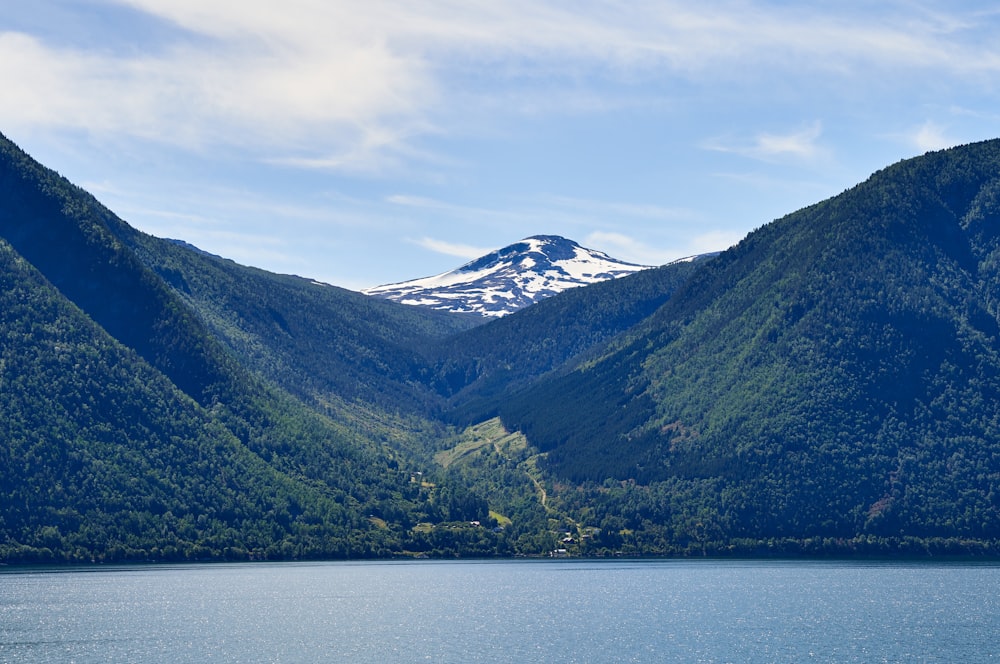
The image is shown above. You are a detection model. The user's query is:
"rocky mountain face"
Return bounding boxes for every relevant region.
[363,235,658,317]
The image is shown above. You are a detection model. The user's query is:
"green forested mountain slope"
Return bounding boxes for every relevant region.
[127,234,480,418]
[0,238,370,561]
[0,133,237,406]
[497,140,1000,552]
[0,132,494,561]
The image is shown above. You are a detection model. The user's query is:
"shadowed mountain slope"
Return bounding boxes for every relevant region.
[126,233,481,420]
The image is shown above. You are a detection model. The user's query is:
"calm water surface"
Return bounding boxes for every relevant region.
[1,559,998,662]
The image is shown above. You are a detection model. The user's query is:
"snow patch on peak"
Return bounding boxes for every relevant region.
[363,235,653,317]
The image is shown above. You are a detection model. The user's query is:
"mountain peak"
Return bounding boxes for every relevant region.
[364,235,652,317]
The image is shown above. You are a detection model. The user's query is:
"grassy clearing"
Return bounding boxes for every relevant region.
[434,417,527,469]
[490,510,513,528]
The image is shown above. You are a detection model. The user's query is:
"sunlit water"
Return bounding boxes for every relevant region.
[2,559,998,662]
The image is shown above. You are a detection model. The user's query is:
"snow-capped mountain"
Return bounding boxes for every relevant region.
[363,235,654,317]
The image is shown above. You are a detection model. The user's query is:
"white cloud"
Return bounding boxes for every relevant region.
[386,192,746,265]
[909,120,955,153]
[755,123,824,158]
[584,229,740,266]
[0,7,435,163]
[702,122,825,163]
[5,1,1000,176]
[540,195,699,222]
[386,194,537,227]
[686,229,745,255]
[386,194,450,210]
[412,237,494,260]
[879,120,963,156]
[584,231,659,265]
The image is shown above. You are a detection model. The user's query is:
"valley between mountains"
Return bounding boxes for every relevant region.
[3,130,1000,562]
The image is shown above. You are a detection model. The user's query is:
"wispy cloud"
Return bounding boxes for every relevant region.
[584,231,661,265]
[386,194,539,227]
[539,195,700,222]
[411,237,494,260]
[4,2,1000,176]
[584,228,741,266]
[0,8,436,164]
[686,229,745,255]
[702,122,825,163]
[387,192,703,235]
[386,194,728,265]
[909,120,955,153]
[386,194,451,210]
[411,229,736,269]
[878,119,964,156]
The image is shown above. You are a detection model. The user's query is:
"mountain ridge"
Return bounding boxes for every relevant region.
[364,234,659,317]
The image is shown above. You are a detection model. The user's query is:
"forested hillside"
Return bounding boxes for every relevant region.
[0,133,497,561]
[128,234,479,416]
[497,139,1000,554]
[0,237,366,561]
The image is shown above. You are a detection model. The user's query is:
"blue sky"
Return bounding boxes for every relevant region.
[3,1,1000,289]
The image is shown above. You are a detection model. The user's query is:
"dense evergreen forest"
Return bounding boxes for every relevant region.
[498,141,1000,555]
[3,130,1000,562]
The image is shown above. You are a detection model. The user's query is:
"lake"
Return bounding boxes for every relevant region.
[1,559,998,662]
